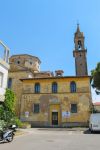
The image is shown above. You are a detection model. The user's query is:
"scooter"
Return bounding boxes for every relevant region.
[0,125,16,143]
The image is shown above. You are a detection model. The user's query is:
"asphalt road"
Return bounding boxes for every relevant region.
[0,128,100,150]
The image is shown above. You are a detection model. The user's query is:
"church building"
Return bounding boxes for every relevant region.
[8,25,92,127]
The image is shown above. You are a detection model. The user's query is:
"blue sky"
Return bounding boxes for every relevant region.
[0,0,100,101]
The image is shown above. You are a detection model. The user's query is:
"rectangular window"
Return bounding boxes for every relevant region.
[8,78,12,89]
[71,104,77,113]
[33,104,39,113]
[0,72,3,88]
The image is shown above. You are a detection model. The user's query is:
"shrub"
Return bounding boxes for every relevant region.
[0,120,7,131]
[19,122,31,129]
[14,118,23,128]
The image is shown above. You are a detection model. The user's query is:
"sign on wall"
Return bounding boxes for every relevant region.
[62,111,70,118]
[49,98,59,103]
[25,111,29,117]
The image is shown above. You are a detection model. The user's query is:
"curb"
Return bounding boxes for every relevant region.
[37,128,88,131]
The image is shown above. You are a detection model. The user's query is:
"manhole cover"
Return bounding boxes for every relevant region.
[47,140,54,142]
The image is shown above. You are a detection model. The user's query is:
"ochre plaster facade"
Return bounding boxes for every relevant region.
[20,77,92,127]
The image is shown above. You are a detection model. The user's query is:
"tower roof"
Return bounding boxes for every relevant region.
[75,24,84,38]
[76,23,80,32]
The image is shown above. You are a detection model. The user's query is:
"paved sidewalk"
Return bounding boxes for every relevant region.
[15,127,89,137]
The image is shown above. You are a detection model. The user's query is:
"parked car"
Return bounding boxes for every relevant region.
[89,113,100,132]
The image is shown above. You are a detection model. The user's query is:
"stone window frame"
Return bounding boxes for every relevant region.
[15,58,21,65]
[71,103,78,113]
[34,83,40,93]
[33,103,40,113]
[70,81,77,93]
[52,82,58,93]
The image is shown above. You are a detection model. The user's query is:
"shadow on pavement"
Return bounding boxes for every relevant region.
[0,141,8,144]
[84,129,100,134]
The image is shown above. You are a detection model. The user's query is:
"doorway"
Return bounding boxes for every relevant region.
[52,112,58,125]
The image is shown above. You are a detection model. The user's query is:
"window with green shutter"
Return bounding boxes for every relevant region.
[33,104,40,113]
[71,104,77,113]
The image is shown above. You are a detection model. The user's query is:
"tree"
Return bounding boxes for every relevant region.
[91,62,100,94]
[0,105,5,120]
[3,89,16,124]
[0,89,30,128]
[4,89,16,113]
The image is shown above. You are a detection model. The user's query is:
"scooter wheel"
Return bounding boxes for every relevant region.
[7,134,13,142]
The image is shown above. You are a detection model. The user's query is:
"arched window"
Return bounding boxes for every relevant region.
[34,83,40,93]
[70,81,76,93]
[52,82,57,93]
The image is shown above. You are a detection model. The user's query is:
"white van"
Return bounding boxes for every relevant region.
[89,113,100,132]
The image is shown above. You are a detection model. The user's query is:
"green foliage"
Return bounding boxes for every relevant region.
[0,89,30,129]
[0,120,7,131]
[2,89,16,124]
[91,62,100,94]
[13,118,30,128]
[0,89,16,126]
[0,105,4,120]
[18,122,31,128]
[14,118,23,127]
[4,88,16,113]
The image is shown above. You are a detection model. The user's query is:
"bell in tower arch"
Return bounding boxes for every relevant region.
[78,40,82,50]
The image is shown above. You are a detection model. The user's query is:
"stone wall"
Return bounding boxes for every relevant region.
[9,54,41,72]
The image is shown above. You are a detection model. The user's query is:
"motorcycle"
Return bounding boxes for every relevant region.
[0,125,16,143]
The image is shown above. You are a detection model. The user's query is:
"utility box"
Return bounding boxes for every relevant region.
[89,113,100,132]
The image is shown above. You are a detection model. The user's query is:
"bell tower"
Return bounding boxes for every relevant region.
[73,24,88,76]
